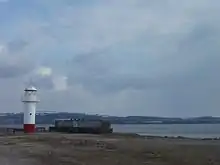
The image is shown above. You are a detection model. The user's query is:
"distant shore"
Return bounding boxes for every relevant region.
[1,112,220,125]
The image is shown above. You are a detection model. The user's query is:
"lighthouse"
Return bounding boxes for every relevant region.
[22,86,39,133]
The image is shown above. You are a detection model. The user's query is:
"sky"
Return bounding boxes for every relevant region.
[0,0,219,117]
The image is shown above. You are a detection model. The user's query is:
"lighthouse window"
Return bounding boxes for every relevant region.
[30,113,32,116]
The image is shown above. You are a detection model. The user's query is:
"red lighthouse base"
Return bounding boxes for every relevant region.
[23,124,35,133]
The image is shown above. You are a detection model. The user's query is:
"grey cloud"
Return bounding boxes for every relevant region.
[7,40,28,53]
[68,21,220,93]
[0,40,34,79]
[0,63,31,78]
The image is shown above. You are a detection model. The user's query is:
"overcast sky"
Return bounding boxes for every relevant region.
[0,0,219,117]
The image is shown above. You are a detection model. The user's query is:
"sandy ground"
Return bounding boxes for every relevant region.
[0,133,220,165]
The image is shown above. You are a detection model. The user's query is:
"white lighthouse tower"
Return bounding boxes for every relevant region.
[22,86,39,133]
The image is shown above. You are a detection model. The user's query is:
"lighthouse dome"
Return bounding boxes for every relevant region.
[24,86,37,91]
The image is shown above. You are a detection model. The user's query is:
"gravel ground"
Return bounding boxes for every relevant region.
[0,133,220,165]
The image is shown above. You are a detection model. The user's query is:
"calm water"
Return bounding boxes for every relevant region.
[112,124,220,138]
[2,124,220,138]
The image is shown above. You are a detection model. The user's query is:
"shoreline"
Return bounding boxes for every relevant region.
[109,132,220,141]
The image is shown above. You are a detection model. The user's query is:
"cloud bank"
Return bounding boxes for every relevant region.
[0,0,219,116]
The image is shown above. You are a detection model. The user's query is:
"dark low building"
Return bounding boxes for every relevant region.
[49,118,113,134]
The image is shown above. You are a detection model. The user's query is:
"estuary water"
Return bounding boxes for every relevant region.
[111,124,220,138]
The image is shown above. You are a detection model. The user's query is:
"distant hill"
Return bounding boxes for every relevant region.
[0,113,220,125]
